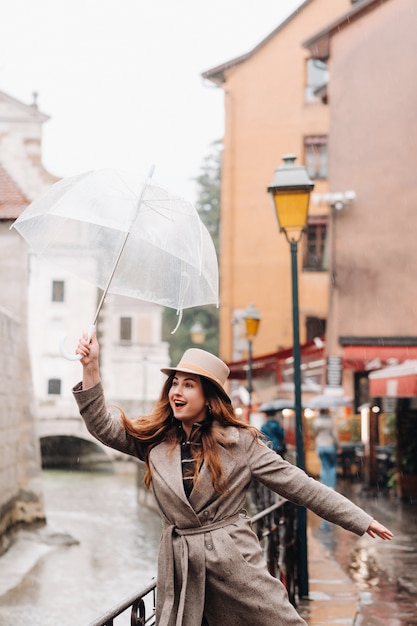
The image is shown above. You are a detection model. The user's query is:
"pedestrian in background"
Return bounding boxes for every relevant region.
[73,331,393,626]
[260,409,286,457]
[313,408,339,489]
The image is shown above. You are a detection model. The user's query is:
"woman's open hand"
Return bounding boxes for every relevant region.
[366,519,394,540]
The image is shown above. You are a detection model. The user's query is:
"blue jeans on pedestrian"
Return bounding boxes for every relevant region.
[317,445,337,488]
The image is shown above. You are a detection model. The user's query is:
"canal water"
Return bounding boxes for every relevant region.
[0,469,162,626]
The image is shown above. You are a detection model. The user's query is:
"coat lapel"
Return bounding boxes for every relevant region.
[150,424,241,514]
[149,441,190,507]
[189,425,240,512]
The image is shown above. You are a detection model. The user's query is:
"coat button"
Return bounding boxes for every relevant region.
[206,543,213,550]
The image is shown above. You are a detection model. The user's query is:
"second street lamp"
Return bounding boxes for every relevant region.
[190,321,206,345]
[243,303,261,422]
[267,154,314,599]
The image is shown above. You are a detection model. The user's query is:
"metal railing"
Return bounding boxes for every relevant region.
[249,483,298,606]
[90,485,298,625]
[89,580,156,626]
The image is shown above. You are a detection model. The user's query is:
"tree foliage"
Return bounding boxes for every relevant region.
[194,139,222,256]
[162,141,222,365]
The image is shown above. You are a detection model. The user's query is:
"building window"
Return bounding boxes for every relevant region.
[305,58,328,103]
[120,317,132,342]
[303,221,328,271]
[306,317,326,342]
[48,378,61,395]
[52,280,65,302]
[304,136,328,179]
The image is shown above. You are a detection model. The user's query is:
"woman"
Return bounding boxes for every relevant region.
[313,409,339,488]
[260,409,286,456]
[74,332,393,626]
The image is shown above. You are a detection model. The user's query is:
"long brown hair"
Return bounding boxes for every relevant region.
[120,373,260,493]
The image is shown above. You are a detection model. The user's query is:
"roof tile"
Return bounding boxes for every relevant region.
[0,163,29,219]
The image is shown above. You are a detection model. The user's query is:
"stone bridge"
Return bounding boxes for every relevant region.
[36,408,136,472]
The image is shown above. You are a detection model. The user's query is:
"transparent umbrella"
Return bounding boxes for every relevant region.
[11,168,219,357]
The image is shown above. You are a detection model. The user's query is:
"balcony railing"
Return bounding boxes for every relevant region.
[90,485,298,626]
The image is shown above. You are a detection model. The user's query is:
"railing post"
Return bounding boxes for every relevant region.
[131,597,146,626]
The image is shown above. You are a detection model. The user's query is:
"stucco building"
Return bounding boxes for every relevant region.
[203,0,352,369]
[304,0,417,404]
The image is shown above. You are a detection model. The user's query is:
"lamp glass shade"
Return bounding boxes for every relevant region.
[270,189,311,233]
[190,322,206,344]
[245,317,260,338]
[243,303,261,338]
[267,154,314,238]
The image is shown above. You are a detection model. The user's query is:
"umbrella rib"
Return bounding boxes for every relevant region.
[92,166,155,325]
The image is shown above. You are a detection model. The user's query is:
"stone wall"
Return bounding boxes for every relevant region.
[0,219,46,546]
[0,306,45,541]
[0,91,51,546]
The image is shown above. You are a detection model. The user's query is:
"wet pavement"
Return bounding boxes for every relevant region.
[297,525,359,625]
[299,479,417,625]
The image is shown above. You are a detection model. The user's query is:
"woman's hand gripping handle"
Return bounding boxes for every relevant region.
[75,327,100,390]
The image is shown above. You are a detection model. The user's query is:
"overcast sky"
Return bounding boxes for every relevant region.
[0,0,303,203]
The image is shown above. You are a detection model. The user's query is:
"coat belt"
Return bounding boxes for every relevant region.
[159,512,241,626]
[174,513,241,536]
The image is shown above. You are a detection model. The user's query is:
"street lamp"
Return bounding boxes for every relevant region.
[267,154,314,599]
[243,303,261,422]
[190,321,206,345]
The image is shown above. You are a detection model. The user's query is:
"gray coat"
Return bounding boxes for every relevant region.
[73,382,372,626]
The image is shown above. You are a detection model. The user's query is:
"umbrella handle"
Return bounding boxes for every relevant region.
[59,324,96,361]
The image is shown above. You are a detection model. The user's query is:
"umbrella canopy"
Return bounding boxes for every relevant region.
[11,169,219,314]
[305,394,352,410]
[259,399,295,412]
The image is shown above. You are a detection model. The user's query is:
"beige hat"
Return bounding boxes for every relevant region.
[161,348,231,401]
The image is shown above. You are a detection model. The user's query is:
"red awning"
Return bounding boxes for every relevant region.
[227,339,325,380]
[343,345,417,370]
[369,360,417,398]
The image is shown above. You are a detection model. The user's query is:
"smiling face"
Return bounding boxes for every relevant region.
[168,371,208,437]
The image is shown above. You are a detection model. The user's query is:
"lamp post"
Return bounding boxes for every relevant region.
[243,303,261,422]
[267,154,314,599]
